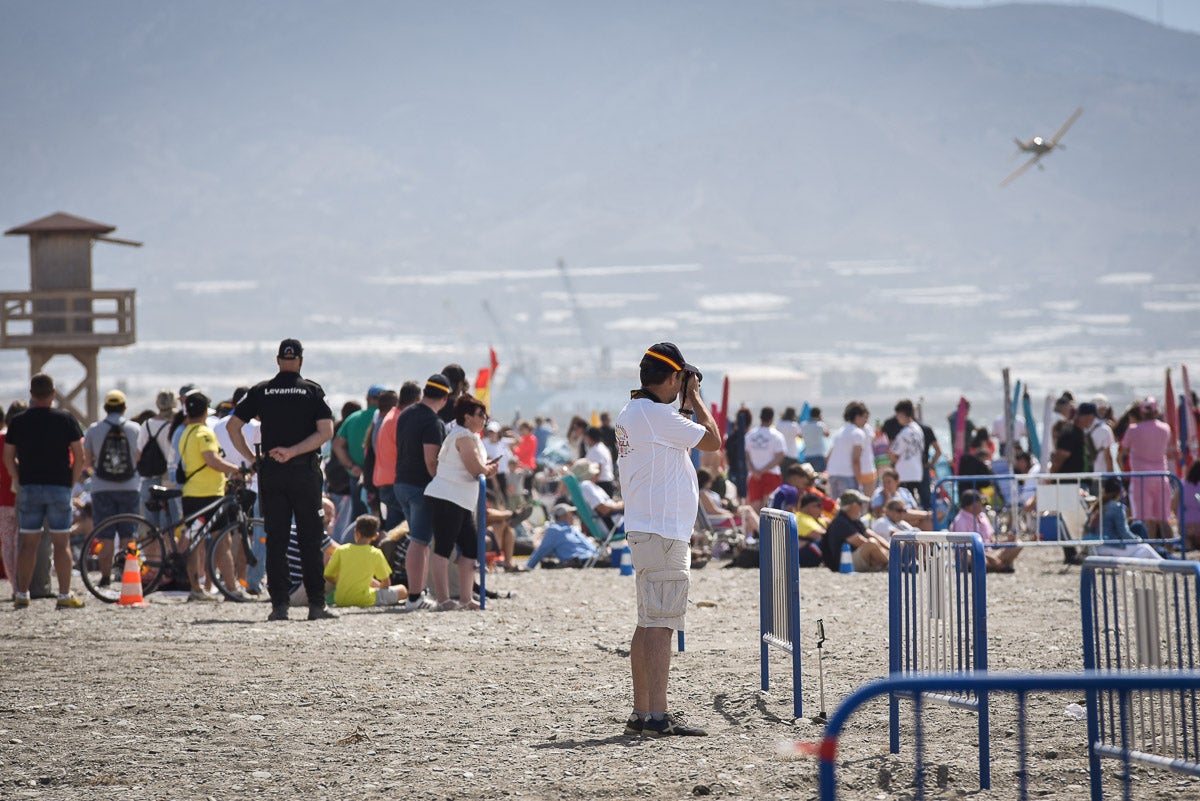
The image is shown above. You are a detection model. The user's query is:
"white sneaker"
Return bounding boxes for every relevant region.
[188,589,220,602]
[402,592,437,613]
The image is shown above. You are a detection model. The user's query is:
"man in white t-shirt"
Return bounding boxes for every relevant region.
[1079,401,1115,472]
[615,342,721,738]
[888,399,927,505]
[744,407,787,511]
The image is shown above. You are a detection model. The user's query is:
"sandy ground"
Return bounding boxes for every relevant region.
[2,545,1199,801]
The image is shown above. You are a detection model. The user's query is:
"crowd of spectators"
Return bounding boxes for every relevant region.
[2,369,1196,608]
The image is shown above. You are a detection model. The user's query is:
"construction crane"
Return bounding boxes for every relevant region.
[557,258,611,372]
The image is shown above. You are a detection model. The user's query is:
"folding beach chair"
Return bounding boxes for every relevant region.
[561,474,625,568]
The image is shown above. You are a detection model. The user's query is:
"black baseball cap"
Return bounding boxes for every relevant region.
[184,390,210,417]
[424,373,451,399]
[641,342,702,382]
[277,338,303,359]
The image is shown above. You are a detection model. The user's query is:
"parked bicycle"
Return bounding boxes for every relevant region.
[79,473,264,603]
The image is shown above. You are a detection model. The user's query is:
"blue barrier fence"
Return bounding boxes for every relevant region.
[888,531,989,789]
[818,671,1200,801]
[932,470,1185,556]
[1081,556,1200,798]
[477,477,488,610]
[758,508,803,719]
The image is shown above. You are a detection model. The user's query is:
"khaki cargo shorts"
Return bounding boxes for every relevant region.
[626,531,690,631]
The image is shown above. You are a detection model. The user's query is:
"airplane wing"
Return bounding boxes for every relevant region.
[1000,155,1040,187]
[1050,107,1083,145]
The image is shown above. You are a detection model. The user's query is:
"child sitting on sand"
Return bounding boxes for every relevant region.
[324,515,409,608]
[1084,477,1162,561]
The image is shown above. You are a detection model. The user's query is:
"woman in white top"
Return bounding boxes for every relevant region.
[825,401,870,499]
[424,395,498,611]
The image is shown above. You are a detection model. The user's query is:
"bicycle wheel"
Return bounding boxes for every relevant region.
[78,515,168,603]
[207,518,267,602]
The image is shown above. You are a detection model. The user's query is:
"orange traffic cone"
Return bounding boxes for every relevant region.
[118,544,149,607]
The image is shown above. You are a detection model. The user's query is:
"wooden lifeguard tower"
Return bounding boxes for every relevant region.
[2,212,139,423]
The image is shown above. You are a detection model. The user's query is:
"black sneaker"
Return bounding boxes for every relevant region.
[308,605,339,621]
[642,713,707,738]
[267,605,289,621]
[623,715,645,736]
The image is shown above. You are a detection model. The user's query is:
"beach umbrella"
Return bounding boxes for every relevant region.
[1023,390,1039,462]
[1040,395,1055,466]
[1182,365,1198,468]
[1165,370,1180,477]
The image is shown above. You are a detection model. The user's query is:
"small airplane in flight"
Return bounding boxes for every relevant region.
[999,107,1083,187]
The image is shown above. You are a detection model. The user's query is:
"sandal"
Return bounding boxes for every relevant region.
[503,563,528,573]
[435,599,460,612]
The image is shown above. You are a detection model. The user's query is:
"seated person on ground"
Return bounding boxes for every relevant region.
[821,490,889,572]
[795,492,828,552]
[772,462,837,522]
[949,489,1020,573]
[870,498,918,541]
[485,490,533,572]
[870,467,931,529]
[771,485,823,568]
[526,504,606,568]
[570,458,624,531]
[289,497,340,607]
[1084,477,1162,561]
[698,469,742,529]
[324,514,409,608]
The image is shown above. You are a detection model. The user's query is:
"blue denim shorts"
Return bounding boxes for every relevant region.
[17,484,74,533]
[393,482,433,545]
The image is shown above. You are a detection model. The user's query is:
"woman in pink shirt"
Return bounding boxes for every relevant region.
[1118,398,1178,539]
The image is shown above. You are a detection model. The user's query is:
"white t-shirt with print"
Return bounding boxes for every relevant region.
[889,421,926,483]
[745,425,786,473]
[615,398,706,542]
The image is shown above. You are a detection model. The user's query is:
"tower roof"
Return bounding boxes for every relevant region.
[5,212,117,236]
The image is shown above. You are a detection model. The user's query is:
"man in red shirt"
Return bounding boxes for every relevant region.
[373,381,420,530]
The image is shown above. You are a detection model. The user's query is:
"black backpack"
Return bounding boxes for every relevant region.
[136,421,169,478]
[95,422,135,482]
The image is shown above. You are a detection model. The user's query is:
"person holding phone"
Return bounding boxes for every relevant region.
[616,343,721,737]
[423,394,498,611]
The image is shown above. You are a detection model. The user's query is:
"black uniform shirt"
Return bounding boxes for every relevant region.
[233,371,333,453]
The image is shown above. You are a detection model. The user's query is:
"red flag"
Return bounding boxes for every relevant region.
[719,375,730,442]
[489,347,499,377]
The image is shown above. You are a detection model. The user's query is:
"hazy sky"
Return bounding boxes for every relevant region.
[934,0,1200,32]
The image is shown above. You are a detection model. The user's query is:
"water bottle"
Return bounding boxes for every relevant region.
[619,548,634,576]
[839,542,854,574]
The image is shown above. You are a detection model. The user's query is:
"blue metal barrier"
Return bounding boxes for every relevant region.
[1081,556,1200,799]
[932,471,1185,557]
[477,477,488,610]
[888,532,989,789]
[818,671,1200,801]
[758,508,803,719]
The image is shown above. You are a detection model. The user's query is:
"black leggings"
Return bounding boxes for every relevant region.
[426,495,479,560]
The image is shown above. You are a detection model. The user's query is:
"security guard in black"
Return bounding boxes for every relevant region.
[227,338,334,618]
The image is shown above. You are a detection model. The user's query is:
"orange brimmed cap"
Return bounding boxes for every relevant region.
[424,373,451,398]
[641,342,701,381]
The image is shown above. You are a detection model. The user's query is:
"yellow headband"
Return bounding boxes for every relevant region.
[426,380,450,393]
[644,349,682,372]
